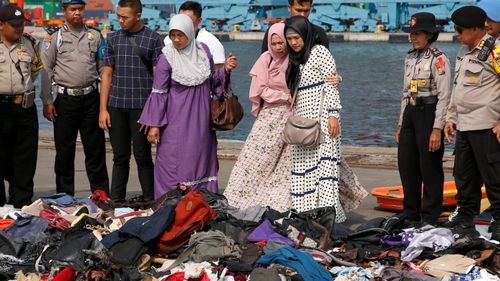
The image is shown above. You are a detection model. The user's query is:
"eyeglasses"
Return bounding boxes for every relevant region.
[454,25,464,34]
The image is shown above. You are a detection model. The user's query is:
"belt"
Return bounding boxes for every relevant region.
[0,94,24,105]
[406,95,438,106]
[57,81,97,96]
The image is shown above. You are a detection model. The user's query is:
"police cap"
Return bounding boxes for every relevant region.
[402,12,440,33]
[478,0,500,22]
[61,0,86,5]
[0,4,25,25]
[451,6,486,28]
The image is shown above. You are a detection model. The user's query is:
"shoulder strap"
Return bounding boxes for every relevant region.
[23,33,36,46]
[56,28,63,52]
[290,81,326,122]
[128,36,153,75]
[86,25,102,32]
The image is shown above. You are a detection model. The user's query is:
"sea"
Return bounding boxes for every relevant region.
[35,40,462,147]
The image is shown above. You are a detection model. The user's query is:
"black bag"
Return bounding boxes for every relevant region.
[281,207,336,250]
[52,229,97,271]
[239,243,264,266]
[301,206,336,234]
[0,232,25,257]
[210,217,260,245]
[109,236,148,266]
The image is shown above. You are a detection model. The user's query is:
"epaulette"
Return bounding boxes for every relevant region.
[430,48,443,58]
[43,25,60,36]
[23,33,37,45]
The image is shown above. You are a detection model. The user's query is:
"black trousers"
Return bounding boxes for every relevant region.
[0,103,38,208]
[454,129,500,220]
[108,107,154,200]
[53,90,109,196]
[398,103,444,222]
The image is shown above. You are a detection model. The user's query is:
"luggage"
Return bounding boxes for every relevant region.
[157,191,216,254]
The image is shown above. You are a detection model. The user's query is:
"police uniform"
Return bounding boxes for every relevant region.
[40,0,109,196]
[0,5,44,208]
[397,12,451,225]
[445,6,500,238]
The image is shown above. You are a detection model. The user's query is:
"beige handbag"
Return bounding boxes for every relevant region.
[283,85,325,148]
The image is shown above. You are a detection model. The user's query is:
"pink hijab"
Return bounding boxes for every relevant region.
[249,23,290,117]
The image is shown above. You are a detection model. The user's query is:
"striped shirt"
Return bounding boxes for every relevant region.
[104,26,164,109]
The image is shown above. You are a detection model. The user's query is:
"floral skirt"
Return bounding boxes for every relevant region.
[224,106,292,212]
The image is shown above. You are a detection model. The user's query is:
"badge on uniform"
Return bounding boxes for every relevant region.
[17,45,30,57]
[469,75,478,83]
[435,57,446,75]
[410,79,418,93]
[88,32,94,41]
[420,79,427,86]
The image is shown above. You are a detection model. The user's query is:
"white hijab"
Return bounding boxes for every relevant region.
[163,14,211,86]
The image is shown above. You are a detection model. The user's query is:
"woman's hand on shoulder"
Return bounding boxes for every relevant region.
[328,117,341,138]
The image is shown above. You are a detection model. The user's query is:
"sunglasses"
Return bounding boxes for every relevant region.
[454,25,464,34]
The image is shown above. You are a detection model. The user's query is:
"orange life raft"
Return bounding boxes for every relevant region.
[371,181,487,211]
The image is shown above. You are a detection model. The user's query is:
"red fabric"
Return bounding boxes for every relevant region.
[0,219,15,230]
[255,240,267,246]
[189,272,210,281]
[91,190,109,205]
[39,208,71,231]
[163,272,210,281]
[164,272,185,281]
[53,267,76,281]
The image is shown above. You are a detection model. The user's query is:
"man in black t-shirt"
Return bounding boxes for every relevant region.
[261,0,329,53]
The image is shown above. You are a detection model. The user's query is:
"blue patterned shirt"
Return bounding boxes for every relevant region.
[104,27,164,109]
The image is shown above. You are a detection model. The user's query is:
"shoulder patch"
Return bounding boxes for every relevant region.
[435,56,446,75]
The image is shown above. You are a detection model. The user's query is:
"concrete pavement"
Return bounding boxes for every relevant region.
[30,132,454,228]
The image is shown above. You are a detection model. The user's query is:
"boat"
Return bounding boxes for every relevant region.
[371,181,488,211]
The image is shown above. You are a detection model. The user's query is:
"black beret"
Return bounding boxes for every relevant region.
[451,6,486,28]
[0,4,25,25]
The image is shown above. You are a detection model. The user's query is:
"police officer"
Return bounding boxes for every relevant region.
[395,12,451,227]
[478,0,500,37]
[0,4,44,208]
[41,0,109,196]
[443,6,500,241]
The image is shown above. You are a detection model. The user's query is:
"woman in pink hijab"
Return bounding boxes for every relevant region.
[223,23,293,212]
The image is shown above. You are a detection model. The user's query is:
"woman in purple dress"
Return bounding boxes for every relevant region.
[139,14,233,198]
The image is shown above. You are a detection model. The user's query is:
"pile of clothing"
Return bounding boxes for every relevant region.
[0,189,499,281]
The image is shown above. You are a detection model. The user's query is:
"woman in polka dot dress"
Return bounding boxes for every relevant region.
[285,16,348,222]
